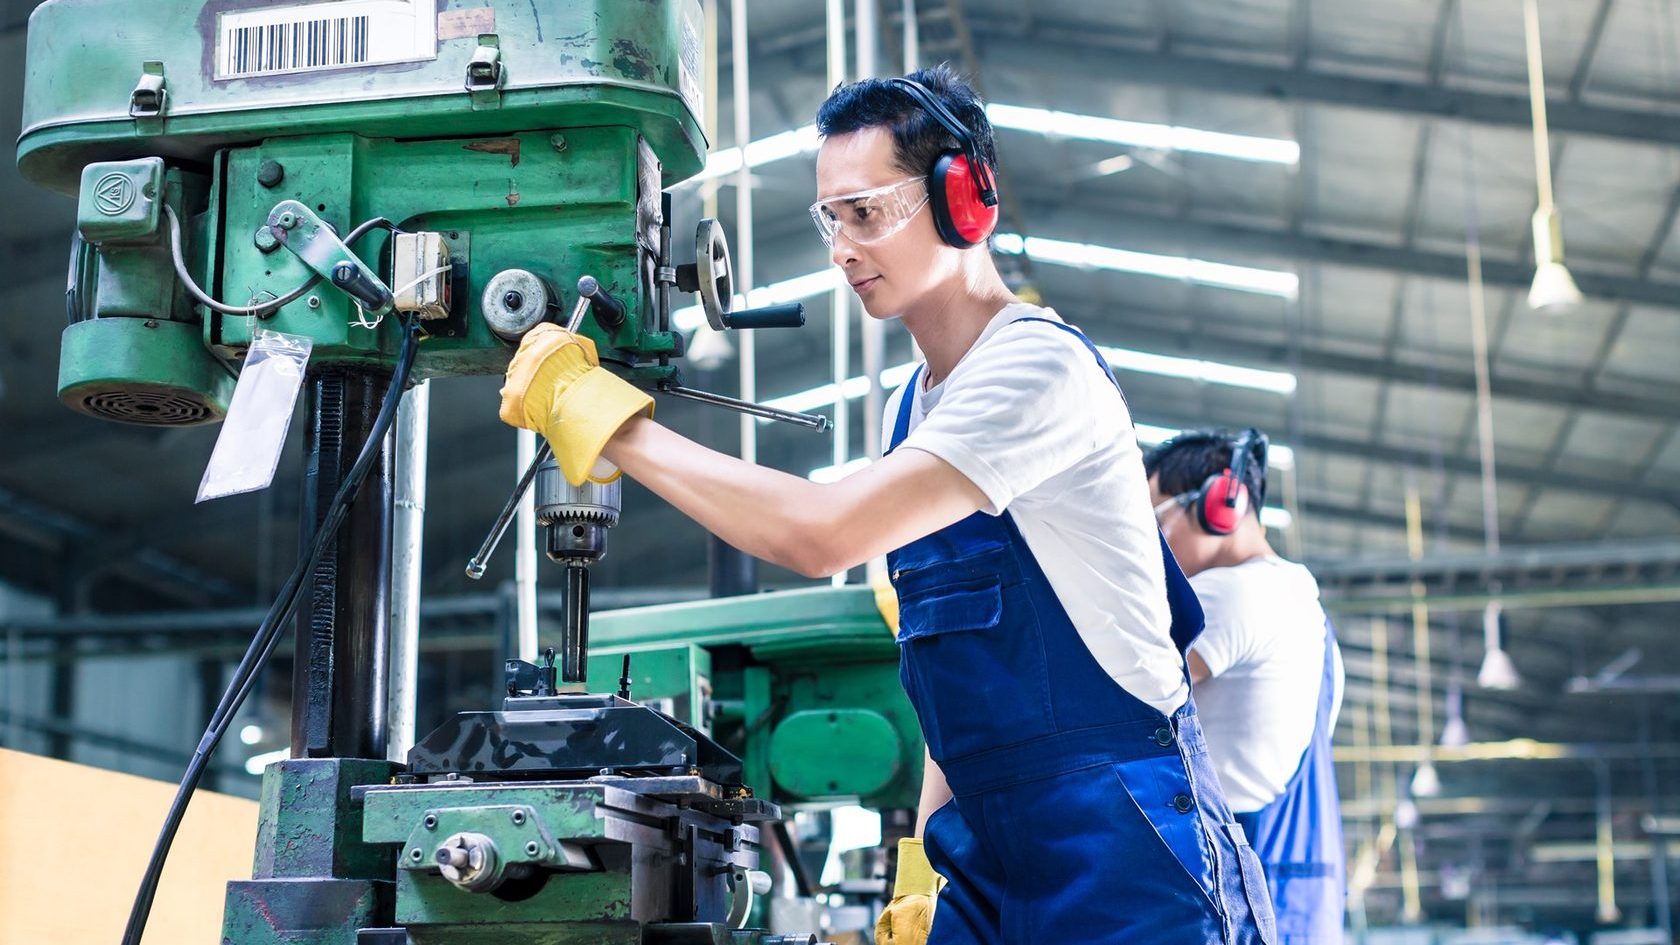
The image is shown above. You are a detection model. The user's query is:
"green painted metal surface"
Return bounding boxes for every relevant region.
[58,317,234,424]
[208,125,674,375]
[18,0,706,194]
[18,0,709,422]
[362,778,764,944]
[76,158,165,243]
[589,587,925,810]
[584,643,713,733]
[769,709,903,799]
[224,759,399,945]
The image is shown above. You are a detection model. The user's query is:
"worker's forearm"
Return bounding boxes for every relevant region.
[915,748,953,838]
[601,416,846,576]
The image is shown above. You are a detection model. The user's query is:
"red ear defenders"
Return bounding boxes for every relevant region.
[886,77,1000,249]
[1183,428,1269,536]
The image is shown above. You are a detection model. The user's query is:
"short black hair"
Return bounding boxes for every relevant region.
[1143,429,1269,516]
[815,64,998,179]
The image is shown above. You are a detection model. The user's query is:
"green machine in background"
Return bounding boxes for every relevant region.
[16,1,920,943]
[585,587,923,814]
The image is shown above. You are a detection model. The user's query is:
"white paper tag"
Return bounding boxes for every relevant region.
[214,0,436,80]
[197,331,313,503]
[678,12,703,127]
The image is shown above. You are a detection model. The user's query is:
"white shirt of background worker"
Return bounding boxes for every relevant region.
[1146,429,1343,813]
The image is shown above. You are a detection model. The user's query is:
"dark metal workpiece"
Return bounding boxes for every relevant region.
[292,369,394,760]
[406,691,746,787]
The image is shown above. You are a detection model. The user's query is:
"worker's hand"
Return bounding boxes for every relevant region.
[873,571,900,636]
[499,323,653,486]
[875,838,944,945]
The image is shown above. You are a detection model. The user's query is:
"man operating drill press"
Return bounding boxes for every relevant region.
[499,66,1275,945]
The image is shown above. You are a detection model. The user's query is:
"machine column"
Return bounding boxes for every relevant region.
[291,367,395,760]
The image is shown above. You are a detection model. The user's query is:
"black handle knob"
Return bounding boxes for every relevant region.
[723,302,806,330]
[577,275,627,329]
[331,262,393,313]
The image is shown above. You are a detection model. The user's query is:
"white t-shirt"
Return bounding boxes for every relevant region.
[882,303,1187,718]
[1188,556,1343,813]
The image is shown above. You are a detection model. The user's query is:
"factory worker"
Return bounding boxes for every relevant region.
[498,65,1274,945]
[1147,429,1346,945]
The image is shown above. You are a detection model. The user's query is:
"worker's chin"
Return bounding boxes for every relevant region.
[858,294,905,321]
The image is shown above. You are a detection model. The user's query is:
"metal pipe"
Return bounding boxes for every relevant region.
[1404,489,1436,777]
[859,0,887,586]
[1325,582,1680,613]
[1523,0,1556,214]
[828,0,851,589]
[1335,741,1680,763]
[515,429,539,662]
[387,379,428,761]
[901,0,918,73]
[731,0,756,466]
[1595,761,1621,923]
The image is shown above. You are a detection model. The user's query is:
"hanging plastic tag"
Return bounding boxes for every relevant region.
[196,330,312,502]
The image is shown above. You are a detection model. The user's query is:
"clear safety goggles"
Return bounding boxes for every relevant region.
[1154,494,1192,523]
[809,177,929,248]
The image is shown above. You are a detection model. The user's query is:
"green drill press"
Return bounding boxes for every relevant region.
[15,2,847,942]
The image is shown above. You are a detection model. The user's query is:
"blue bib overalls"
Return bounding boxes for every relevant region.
[1234,621,1346,944]
[886,320,1277,944]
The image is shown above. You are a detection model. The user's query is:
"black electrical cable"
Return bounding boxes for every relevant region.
[119,317,422,945]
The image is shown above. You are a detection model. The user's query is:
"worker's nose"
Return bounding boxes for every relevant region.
[831,231,861,269]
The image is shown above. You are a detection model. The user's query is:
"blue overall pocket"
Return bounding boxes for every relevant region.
[898,579,1055,759]
[1106,755,1221,913]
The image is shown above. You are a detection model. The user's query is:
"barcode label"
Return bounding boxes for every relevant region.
[215,1,435,80]
[225,16,370,77]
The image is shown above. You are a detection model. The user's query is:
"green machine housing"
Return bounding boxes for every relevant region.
[19,0,706,423]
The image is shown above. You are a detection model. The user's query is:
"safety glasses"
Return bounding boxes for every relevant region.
[809,177,929,249]
[1154,495,1192,524]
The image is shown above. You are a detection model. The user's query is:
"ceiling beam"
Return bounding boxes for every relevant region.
[1128,403,1680,511]
[964,22,1680,148]
[1029,199,1680,311]
[1062,300,1680,422]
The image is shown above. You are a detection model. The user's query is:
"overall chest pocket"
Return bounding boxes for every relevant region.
[898,579,1056,759]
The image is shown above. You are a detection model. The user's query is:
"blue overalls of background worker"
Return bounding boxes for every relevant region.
[497,65,1275,943]
[1148,429,1347,944]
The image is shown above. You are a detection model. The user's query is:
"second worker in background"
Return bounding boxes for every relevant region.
[1148,429,1347,945]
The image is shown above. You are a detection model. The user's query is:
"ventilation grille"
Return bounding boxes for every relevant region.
[76,387,214,425]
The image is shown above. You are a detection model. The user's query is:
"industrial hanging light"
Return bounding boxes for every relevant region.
[1395,796,1421,831]
[1477,603,1522,690]
[1463,142,1523,693]
[1522,0,1583,314]
[1411,761,1442,799]
[1440,684,1471,748]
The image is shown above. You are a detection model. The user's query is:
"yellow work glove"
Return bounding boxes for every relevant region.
[498,324,653,486]
[875,838,944,945]
[873,572,900,636]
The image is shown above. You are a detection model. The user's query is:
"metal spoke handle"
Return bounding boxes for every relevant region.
[466,442,553,579]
